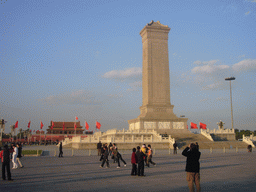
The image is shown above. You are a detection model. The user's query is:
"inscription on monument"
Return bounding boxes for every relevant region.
[154,108,166,112]
[173,122,184,129]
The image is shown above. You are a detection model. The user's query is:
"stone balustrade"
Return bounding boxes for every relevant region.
[243,134,255,148]
[200,129,214,141]
[63,130,176,146]
[205,128,235,134]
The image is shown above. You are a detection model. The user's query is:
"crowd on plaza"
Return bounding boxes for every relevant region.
[0,140,203,192]
[96,141,201,191]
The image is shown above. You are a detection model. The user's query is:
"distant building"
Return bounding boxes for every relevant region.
[46,121,84,135]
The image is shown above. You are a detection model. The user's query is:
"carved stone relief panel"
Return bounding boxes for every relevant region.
[144,122,156,129]
[135,122,140,129]
[129,123,134,130]
[173,122,184,129]
[158,122,170,129]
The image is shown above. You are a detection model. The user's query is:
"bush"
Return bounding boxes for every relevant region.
[22,150,42,155]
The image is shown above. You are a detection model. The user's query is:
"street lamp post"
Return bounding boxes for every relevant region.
[225,77,235,130]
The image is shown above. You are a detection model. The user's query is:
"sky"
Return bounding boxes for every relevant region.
[0,0,255,133]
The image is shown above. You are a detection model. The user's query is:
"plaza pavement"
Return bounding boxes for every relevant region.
[0,146,255,192]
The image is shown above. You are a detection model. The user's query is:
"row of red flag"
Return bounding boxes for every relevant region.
[13,116,101,131]
[189,122,207,129]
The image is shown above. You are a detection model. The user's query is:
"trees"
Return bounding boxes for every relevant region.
[235,129,255,140]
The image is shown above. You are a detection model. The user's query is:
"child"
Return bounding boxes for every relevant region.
[131,148,137,176]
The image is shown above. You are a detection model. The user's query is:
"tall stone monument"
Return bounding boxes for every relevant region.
[128,21,188,134]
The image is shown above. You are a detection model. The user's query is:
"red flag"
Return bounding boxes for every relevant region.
[40,121,44,129]
[190,122,198,129]
[96,121,101,129]
[75,116,78,120]
[85,121,89,130]
[51,121,54,130]
[62,122,65,131]
[15,121,18,129]
[199,122,207,129]
[28,121,31,128]
[74,122,77,130]
[30,130,32,132]
[33,130,35,132]
[187,125,188,129]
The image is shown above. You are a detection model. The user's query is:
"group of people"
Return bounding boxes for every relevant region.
[98,142,127,168]
[97,141,157,177]
[0,143,24,181]
[131,144,156,177]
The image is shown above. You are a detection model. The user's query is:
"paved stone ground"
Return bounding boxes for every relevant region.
[0,148,255,192]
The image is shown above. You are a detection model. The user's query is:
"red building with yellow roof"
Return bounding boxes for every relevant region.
[46,121,84,135]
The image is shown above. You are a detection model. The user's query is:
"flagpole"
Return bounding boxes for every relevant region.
[40,121,41,145]
[51,121,52,145]
[75,117,76,137]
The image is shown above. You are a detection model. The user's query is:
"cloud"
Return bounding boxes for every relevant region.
[202,82,224,90]
[107,94,123,98]
[200,98,209,102]
[192,60,229,74]
[232,59,256,72]
[193,60,218,65]
[245,11,251,15]
[238,55,245,58]
[215,97,228,101]
[40,90,100,105]
[127,81,142,91]
[102,67,142,79]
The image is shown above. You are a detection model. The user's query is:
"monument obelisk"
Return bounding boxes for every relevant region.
[128,21,188,133]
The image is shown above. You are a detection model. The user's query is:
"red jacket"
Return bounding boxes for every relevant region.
[0,150,3,162]
[131,152,138,164]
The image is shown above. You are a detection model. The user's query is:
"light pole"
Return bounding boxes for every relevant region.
[225,77,235,130]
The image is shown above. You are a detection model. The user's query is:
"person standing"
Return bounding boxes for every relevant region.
[195,142,199,150]
[136,146,146,176]
[182,143,201,192]
[108,143,113,156]
[111,143,118,163]
[173,141,178,154]
[131,148,137,176]
[16,143,24,168]
[12,144,18,169]
[97,141,102,156]
[141,144,147,166]
[100,146,109,168]
[59,142,63,157]
[0,145,13,181]
[147,145,156,167]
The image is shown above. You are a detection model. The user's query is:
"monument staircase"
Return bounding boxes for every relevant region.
[170,131,248,149]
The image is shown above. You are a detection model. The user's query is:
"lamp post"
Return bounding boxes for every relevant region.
[225,77,235,130]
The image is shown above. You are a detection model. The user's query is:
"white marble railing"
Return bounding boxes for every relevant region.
[205,128,235,134]
[243,135,255,148]
[200,129,214,141]
[63,130,176,146]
